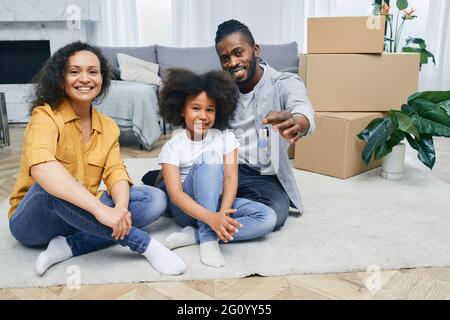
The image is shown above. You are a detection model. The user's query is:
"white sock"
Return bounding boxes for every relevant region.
[143,238,186,275]
[165,226,197,249]
[35,236,73,276]
[200,241,225,267]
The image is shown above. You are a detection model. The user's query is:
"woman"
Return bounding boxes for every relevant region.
[8,41,185,276]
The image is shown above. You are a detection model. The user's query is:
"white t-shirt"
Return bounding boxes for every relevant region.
[158,128,240,182]
[232,84,275,175]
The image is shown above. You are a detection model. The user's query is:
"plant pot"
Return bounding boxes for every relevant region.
[381,143,406,180]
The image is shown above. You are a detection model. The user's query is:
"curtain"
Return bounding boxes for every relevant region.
[87,0,139,47]
[419,0,450,91]
[172,0,337,51]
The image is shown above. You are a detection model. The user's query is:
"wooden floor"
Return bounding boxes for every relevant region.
[1,125,450,300]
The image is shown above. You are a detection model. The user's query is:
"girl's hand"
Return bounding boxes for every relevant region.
[95,205,132,240]
[206,209,242,242]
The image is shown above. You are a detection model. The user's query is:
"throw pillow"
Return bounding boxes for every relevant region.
[117,53,162,85]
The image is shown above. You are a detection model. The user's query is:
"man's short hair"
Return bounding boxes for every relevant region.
[215,19,255,47]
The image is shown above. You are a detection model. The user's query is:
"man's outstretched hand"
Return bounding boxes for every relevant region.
[263,111,310,144]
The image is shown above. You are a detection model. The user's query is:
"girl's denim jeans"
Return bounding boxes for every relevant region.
[162,151,277,243]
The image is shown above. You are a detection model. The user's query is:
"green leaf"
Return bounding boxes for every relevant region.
[397,0,409,10]
[388,129,406,149]
[413,117,450,137]
[420,52,429,65]
[402,38,436,66]
[390,110,420,139]
[402,47,419,53]
[427,50,437,65]
[408,91,450,105]
[409,100,450,137]
[357,118,384,142]
[405,133,436,169]
[359,91,450,168]
[405,37,426,49]
[374,143,392,161]
[402,47,436,67]
[438,100,450,112]
[419,49,435,65]
[359,116,397,165]
[401,103,415,114]
[374,129,406,160]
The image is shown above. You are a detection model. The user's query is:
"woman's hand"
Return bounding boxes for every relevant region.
[95,205,132,240]
[206,209,242,242]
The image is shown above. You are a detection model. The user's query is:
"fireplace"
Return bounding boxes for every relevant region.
[0,40,51,84]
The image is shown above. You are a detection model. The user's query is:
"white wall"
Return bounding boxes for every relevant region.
[135,0,430,49]
[136,0,172,45]
[335,0,373,16]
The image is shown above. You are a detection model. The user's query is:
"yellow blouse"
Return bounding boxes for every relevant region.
[8,100,132,219]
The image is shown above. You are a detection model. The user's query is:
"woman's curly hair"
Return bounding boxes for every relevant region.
[158,68,238,130]
[30,41,111,113]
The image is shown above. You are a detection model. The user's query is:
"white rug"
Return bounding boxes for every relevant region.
[1,154,450,288]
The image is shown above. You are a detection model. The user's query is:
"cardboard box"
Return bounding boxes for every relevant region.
[307,16,385,54]
[299,53,420,112]
[294,112,383,179]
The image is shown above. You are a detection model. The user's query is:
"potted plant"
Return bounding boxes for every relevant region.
[373,0,435,69]
[357,91,450,179]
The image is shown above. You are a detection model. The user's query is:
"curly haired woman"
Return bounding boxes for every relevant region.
[8,41,185,276]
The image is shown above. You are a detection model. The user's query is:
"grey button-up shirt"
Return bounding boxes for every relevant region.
[229,62,315,213]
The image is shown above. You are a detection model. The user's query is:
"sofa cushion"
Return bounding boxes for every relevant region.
[117,53,161,85]
[259,42,299,74]
[100,45,158,79]
[156,45,221,79]
[156,42,299,77]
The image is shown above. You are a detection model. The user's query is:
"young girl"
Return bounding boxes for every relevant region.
[158,69,277,267]
[8,41,185,276]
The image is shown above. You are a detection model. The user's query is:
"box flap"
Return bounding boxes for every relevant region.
[298,54,307,83]
[317,112,385,121]
[307,16,385,54]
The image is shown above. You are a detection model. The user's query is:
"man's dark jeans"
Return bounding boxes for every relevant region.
[237,164,290,230]
[144,164,292,230]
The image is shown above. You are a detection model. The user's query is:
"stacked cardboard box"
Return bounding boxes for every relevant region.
[293,16,420,179]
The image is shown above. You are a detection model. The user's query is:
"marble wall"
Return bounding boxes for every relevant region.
[0,0,100,22]
[0,21,89,54]
[0,0,102,121]
[0,0,100,53]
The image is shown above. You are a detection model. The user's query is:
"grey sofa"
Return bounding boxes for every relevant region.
[96,42,300,149]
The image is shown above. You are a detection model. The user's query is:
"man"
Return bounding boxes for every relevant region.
[215,19,315,230]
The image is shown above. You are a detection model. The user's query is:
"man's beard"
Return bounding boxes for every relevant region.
[234,54,258,88]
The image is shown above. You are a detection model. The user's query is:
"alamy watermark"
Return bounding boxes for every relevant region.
[66,5,81,31]
[66,265,81,290]
[363,265,383,295]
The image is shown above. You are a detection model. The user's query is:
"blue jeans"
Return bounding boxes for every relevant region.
[237,164,290,230]
[9,184,167,256]
[161,151,277,243]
